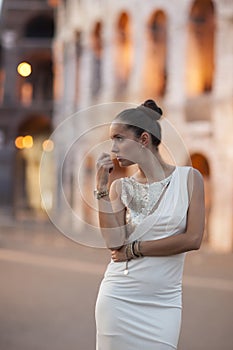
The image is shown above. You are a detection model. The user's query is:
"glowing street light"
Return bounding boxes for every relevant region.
[23,135,33,148]
[15,135,33,149]
[17,62,32,77]
[42,139,54,152]
[15,136,24,149]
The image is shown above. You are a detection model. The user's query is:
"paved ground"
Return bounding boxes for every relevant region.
[0,209,233,350]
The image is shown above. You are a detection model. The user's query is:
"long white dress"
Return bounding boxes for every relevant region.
[95,166,191,350]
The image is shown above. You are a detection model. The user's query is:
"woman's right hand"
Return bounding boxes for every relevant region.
[96,152,114,190]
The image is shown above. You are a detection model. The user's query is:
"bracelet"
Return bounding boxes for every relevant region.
[133,240,144,257]
[125,241,144,260]
[125,244,132,260]
[132,241,140,258]
[94,189,109,200]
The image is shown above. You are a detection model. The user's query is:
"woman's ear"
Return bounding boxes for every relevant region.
[140,132,150,147]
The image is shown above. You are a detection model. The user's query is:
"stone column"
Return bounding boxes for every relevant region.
[78,31,93,108]
[128,13,146,101]
[165,13,187,110]
[100,24,115,102]
[208,5,233,252]
[209,99,233,252]
[161,10,188,159]
[1,30,18,105]
[52,39,64,127]
[214,11,233,99]
[63,39,77,116]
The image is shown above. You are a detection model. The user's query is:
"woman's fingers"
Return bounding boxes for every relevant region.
[111,249,127,262]
[96,153,114,172]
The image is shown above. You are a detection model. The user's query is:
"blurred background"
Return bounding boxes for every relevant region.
[0,1,233,349]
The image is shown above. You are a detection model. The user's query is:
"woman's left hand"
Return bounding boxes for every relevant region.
[111,246,127,262]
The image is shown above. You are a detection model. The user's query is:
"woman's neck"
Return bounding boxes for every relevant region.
[136,151,175,183]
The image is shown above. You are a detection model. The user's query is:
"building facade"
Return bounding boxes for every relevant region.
[52,0,233,252]
[0,0,56,215]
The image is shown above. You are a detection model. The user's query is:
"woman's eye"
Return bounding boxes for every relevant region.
[114,136,123,142]
[111,136,124,143]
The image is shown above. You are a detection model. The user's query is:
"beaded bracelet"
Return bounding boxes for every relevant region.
[134,241,144,257]
[125,244,132,260]
[125,241,144,260]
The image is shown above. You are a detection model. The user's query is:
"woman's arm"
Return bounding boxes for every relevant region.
[97,179,127,249]
[96,153,127,249]
[111,168,205,261]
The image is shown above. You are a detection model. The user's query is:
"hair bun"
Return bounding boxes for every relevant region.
[142,99,163,118]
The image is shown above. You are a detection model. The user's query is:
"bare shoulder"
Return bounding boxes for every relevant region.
[109,178,125,211]
[109,178,124,202]
[188,167,204,184]
[187,167,204,198]
[110,178,122,194]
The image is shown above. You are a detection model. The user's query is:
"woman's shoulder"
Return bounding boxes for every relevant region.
[176,166,204,190]
[177,165,203,178]
[179,167,204,196]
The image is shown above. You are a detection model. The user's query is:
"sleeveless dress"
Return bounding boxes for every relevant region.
[95,166,191,350]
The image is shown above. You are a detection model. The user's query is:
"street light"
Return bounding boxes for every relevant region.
[17,62,32,77]
[15,135,33,149]
[42,139,54,152]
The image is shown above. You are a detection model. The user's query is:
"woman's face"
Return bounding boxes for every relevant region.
[110,122,142,167]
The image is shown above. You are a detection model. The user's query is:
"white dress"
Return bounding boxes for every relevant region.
[95,166,191,350]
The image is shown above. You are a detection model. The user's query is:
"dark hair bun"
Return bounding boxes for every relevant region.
[142,99,163,117]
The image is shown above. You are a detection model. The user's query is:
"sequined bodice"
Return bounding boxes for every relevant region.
[121,175,172,234]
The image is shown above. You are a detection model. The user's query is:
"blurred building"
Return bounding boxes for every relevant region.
[0,0,56,215]
[53,0,233,252]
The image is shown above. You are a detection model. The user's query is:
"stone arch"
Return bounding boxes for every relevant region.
[24,14,54,38]
[14,114,53,216]
[90,21,103,98]
[186,0,215,96]
[191,152,211,242]
[142,10,167,99]
[114,11,133,97]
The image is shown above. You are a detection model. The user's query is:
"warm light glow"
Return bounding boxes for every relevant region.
[48,0,60,7]
[23,135,33,148]
[17,62,32,77]
[21,82,33,106]
[42,139,54,152]
[15,136,24,149]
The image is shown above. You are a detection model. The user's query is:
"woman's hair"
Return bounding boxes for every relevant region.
[114,99,162,148]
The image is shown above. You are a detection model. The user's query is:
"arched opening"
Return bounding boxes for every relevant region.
[191,153,211,242]
[24,14,54,38]
[143,10,167,99]
[114,12,133,97]
[186,0,215,96]
[90,22,103,98]
[14,115,53,218]
[17,53,53,105]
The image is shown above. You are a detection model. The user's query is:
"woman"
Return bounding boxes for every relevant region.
[94,100,205,350]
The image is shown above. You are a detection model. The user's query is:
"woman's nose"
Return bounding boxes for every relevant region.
[111,141,118,154]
